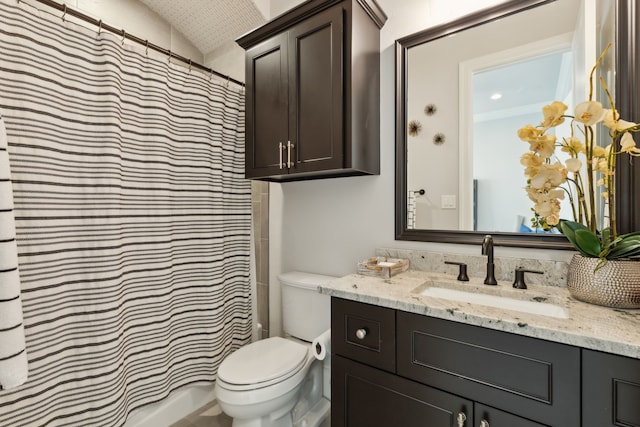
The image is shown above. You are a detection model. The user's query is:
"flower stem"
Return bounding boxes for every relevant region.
[608,142,617,238]
[585,125,597,233]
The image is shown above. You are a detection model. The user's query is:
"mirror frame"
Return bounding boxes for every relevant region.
[395,0,640,249]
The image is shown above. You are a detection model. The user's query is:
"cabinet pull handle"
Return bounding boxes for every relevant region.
[355,328,367,340]
[278,142,284,169]
[287,140,294,168]
[456,412,467,427]
[479,420,489,427]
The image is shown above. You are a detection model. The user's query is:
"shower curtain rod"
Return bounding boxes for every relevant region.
[28,0,246,88]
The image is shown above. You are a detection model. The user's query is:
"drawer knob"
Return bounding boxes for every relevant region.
[456,412,467,427]
[480,420,490,427]
[355,328,367,340]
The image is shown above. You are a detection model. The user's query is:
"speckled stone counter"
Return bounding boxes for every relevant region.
[319,270,640,359]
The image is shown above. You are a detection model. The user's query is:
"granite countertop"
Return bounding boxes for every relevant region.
[319,270,640,359]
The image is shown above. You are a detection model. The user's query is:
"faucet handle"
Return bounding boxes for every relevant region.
[512,267,543,289]
[445,261,469,282]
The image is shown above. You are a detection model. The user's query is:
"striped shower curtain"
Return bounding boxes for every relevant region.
[0,1,252,425]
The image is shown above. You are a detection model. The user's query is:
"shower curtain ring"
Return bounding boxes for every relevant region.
[97,20,102,35]
[145,40,149,55]
[62,4,67,21]
[167,50,171,64]
[121,30,126,45]
[226,77,230,88]
[188,60,192,73]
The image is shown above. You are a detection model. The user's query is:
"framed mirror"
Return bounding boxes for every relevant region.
[395,0,640,249]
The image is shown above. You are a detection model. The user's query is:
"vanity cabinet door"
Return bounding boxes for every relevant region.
[333,354,473,427]
[396,311,580,427]
[582,349,640,427]
[476,403,549,427]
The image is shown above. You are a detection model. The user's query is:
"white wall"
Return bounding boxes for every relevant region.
[204,43,247,84]
[474,113,540,232]
[268,0,574,336]
[270,0,305,17]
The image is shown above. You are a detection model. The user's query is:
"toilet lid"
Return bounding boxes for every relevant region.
[217,337,308,386]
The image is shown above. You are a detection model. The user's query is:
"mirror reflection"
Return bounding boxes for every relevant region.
[402,0,615,236]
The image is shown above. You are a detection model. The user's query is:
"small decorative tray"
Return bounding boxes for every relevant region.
[357,256,409,279]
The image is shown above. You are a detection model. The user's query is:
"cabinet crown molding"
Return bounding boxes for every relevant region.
[236,0,387,49]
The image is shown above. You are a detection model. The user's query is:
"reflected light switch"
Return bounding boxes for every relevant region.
[441,195,457,209]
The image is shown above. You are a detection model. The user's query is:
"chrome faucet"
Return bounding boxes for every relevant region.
[482,235,497,285]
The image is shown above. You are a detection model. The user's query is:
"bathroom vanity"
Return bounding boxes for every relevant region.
[323,270,640,427]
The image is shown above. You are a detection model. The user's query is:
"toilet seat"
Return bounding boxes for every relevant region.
[217,337,309,391]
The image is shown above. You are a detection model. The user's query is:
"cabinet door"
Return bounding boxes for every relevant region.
[245,33,289,179]
[476,403,549,427]
[287,5,343,174]
[583,349,640,427]
[333,355,473,427]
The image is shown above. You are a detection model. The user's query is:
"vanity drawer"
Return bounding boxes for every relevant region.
[331,297,396,373]
[397,311,580,427]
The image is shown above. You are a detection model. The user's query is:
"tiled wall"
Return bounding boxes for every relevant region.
[252,181,269,338]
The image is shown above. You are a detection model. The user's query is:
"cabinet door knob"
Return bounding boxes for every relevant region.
[278,142,285,169]
[456,412,467,427]
[479,420,490,427]
[355,328,367,340]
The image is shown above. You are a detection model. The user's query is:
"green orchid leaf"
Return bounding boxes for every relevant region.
[608,237,640,258]
[560,220,584,251]
[560,220,590,234]
[620,230,640,240]
[574,229,601,256]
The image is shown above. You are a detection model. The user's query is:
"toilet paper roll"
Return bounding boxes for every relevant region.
[312,329,331,361]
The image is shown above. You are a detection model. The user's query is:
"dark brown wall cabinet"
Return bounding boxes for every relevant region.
[237,0,386,181]
[332,297,640,427]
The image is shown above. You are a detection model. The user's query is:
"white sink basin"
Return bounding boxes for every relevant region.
[417,286,569,319]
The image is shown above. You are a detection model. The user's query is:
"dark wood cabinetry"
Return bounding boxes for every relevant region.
[332,297,640,427]
[237,0,386,181]
[331,296,396,373]
[397,311,579,427]
[582,349,640,427]
[333,355,473,427]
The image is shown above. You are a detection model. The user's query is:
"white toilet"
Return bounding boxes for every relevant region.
[214,271,333,427]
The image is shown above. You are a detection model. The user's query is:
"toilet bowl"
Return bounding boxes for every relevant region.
[214,272,334,427]
[215,337,319,427]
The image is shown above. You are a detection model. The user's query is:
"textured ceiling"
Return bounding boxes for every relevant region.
[139,0,267,55]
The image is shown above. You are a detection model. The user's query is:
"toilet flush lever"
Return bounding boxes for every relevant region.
[355,328,367,340]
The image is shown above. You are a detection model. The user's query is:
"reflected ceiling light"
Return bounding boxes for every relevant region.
[490,92,503,100]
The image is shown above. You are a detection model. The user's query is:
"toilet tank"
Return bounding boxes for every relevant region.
[278,271,334,342]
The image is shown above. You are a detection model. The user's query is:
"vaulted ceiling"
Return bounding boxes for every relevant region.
[139,0,267,55]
